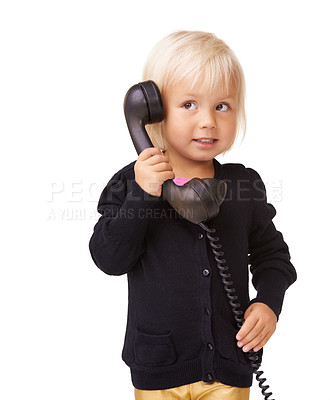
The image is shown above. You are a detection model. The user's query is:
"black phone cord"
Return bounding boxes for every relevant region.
[199,222,275,400]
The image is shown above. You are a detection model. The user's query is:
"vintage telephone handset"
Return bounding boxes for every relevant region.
[124,80,275,400]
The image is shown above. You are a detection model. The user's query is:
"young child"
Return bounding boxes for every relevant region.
[89,31,297,400]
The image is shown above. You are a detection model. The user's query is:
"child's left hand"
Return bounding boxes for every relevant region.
[236,302,277,352]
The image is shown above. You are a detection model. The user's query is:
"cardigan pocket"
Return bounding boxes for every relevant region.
[134,330,177,367]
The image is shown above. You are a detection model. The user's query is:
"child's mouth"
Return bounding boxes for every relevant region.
[193,138,218,147]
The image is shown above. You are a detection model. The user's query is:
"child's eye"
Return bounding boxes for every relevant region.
[182,102,197,110]
[216,103,230,111]
[216,104,230,111]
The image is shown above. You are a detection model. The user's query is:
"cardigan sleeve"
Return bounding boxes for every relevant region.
[89,165,163,276]
[247,168,297,320]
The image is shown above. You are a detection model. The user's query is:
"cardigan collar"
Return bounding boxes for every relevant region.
[213,157,223,180]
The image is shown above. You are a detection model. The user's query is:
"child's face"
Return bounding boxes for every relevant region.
[162,80,238,166]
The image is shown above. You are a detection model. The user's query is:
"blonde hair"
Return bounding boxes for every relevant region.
[142,30,246,153]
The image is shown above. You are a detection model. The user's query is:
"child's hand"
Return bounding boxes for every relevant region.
[236,302,277,353]
[134,148,175,197]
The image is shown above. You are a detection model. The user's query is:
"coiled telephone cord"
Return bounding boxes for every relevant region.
[199,222,275,400]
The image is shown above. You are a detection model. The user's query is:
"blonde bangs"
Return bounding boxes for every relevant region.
[167,57,237,97]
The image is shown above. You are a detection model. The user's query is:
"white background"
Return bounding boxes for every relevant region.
[1,1,329,399]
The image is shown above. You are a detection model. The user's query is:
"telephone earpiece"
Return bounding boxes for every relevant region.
[123,80,227,224]
[124,81,164,154]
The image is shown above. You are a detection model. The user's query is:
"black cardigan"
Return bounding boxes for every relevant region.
[89,158,297,390]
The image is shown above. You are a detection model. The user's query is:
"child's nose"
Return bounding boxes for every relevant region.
[198,110,216,129]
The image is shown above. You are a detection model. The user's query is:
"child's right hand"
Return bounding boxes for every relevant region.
[134,148,175,197]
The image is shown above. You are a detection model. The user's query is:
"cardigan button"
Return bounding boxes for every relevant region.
[207,343,214,351]
[198,233,204,239]
[207,373,213,381]
[203,269,210,277]
[205,308,211,316]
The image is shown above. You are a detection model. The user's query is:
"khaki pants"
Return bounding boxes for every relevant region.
[134,380,250,400]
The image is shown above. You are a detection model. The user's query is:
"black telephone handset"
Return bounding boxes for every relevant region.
[123,80,227,225]
[123,81,275,400]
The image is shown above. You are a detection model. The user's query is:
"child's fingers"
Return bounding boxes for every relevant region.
[252,331,274,352]
[152,161,174,173]
[236,314,258,341]
[238,325,268,352]
[239,323,276,352]
[160,170,176,182]
[243,328,274,353]
[237,320,264,348]
[138,147,163,161]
